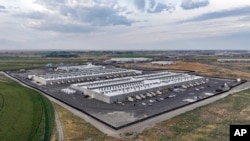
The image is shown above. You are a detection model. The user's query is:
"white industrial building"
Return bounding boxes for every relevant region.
[32,67,142,85]
[106,58,152,63]
[71,71,204,103]
[150,61,176,65]
[217,59,250,62]
[56,63,102,72]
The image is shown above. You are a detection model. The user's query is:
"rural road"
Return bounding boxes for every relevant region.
[54,107,64,141]
[1,71,250,138]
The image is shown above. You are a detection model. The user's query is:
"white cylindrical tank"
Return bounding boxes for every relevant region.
[224,83,229,87]
[27,75,33,80]
[236,78,241,82]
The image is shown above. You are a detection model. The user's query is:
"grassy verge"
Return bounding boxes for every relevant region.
[53,103,119,141]
[0,75,54,141]
[42,95,55,141]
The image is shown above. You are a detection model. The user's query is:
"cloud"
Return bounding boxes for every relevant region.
[148,0,156,9]
[28,22,95,33]
[34,0,133,26]
[0,38,19,48]
[34,0,65,8]
[147,3,174,13]
[14,11,47,19]
[0,5,7,12]
[134,0,146,12]
[0,5,6,9]
[60,5,132,26]
[183,6,250,22]
[240,16,250,22]
[181,0,209,10]
[134,0,174,13]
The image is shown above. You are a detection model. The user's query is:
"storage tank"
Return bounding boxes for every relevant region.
[236,78,241,82]
[27,75,33,80]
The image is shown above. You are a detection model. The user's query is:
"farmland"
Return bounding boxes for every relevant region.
[0,54,109,71]
[123,61,250,80]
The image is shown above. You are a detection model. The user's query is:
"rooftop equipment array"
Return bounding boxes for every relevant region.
[32,66,142,85]
[71,71,204,100]
[61,88,76,94]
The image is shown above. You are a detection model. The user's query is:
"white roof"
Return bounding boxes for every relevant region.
[72,71,203,97]
[109,58,152,62]
[57,63,102,71]
[38,68,141,80]
[218,59,250,62]
[151,61,175,64]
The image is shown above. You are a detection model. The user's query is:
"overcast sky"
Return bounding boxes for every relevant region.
[1,0,250,50]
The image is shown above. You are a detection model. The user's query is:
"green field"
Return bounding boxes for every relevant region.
[0,75,54,141]
[247,66,250,70]
[0,57,86,71]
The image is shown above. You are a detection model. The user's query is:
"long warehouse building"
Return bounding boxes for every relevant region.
[32,67,142,85]
[71,71,204,103]
[56,63,102,72]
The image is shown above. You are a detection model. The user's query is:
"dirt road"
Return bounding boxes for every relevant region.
[54,107,64,141]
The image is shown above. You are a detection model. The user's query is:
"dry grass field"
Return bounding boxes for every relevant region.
[124,61,250,80]
[135,89,250,141]
[51,103,119,141]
